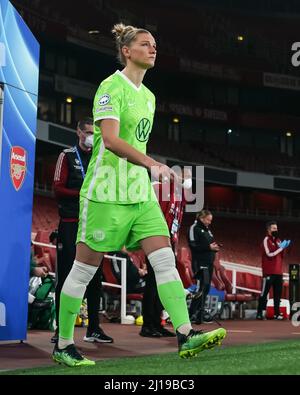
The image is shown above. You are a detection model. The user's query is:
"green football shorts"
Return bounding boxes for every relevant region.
[76,197,170,252]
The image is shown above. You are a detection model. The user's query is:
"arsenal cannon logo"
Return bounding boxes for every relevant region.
[10,146,27,191]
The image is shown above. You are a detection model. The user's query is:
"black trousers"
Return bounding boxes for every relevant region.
[189,262,214,322]
[141,259,164,329]
[55,220,103,331]
[257,274,283,316]
[142,241,180,329]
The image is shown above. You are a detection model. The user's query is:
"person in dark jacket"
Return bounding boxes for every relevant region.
[139,167,192,338]
[188,210,220,324]
[256,221,290,320]
[52,117,113,344]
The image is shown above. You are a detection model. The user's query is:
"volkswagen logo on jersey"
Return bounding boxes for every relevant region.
[93,229,105,242]
[10,146,27,191]
[135,118,151,142]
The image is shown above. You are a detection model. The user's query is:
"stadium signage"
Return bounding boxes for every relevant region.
[179,58,241,81]
[263,72,300,91]
[10,146,27,191]
[157,102,228,121]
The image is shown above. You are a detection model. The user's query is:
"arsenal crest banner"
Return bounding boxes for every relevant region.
[0,1,39,341]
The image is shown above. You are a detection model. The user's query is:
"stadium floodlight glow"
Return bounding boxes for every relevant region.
[66,96,73,104]
[286,132,292,137]
[88,30,100,35]
[237,35,244,41]
[172,117,180,124]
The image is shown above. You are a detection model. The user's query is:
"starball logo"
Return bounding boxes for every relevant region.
[10,146,27,191]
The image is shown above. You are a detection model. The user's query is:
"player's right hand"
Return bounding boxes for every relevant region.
[150,161,179,183]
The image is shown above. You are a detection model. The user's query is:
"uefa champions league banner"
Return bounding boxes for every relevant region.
[0,0,39,340]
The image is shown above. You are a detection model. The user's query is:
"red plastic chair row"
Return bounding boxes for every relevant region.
[33,230,56,273]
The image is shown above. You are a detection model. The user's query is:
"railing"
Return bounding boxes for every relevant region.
[220,260,289,294]
[32,242,291,321]
[276,165,300,178]
[210,206,300,220]
[31,241,128,324]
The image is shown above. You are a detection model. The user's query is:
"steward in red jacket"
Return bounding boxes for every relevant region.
[257,221,290,320]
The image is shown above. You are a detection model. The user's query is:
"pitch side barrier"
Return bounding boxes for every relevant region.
[221,260,289,294]
[31,241,128,324]
[32,241,290,323]
[220,261,289,316]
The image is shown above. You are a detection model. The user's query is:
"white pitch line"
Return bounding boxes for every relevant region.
[227,330,253,333]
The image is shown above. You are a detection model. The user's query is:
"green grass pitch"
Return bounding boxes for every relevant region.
[1,339,300,375]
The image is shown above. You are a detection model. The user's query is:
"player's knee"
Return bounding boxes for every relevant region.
[147,247,180,285]
[62,260,98,298]
[148,247,175,271]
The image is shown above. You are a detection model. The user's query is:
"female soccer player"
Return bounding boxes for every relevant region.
[53,23,226,367]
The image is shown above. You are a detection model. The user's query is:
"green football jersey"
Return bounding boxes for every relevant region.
[80,70,156,204]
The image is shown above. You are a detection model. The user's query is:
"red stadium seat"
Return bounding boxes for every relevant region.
[176,247,195,288]
[32,195,59,233]
[211,269,225,291]
[32,230,56,272]
[33,230,50,256]
[101,254,144,303]
[102,257,120,296]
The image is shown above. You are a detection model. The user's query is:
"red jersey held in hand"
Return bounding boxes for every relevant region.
[153,181,186,247]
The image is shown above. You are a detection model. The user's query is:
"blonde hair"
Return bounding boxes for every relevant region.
[112,23,151,66]
[197,209,212,220]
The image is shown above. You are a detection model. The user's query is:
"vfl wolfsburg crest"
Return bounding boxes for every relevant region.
[135,118,151,142]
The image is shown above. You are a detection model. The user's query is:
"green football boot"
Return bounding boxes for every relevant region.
[52,343,95,367]
[177,327,227,359]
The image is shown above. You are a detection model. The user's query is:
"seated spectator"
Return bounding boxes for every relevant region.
[28,250,56,330]
[28,249,49,305]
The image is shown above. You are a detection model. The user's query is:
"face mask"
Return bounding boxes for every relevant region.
[84,135,94,148]
[271,231,278,238]
[182,178,192,189]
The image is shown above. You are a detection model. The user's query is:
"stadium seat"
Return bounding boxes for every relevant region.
[102,257,120,296]
[101,254,144,317]
[211,267,225,291]
[213,257,254,317]
[32,195,59,233]
[33,230,56,272]
[33,230,50,255]
[176,247,195,288]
